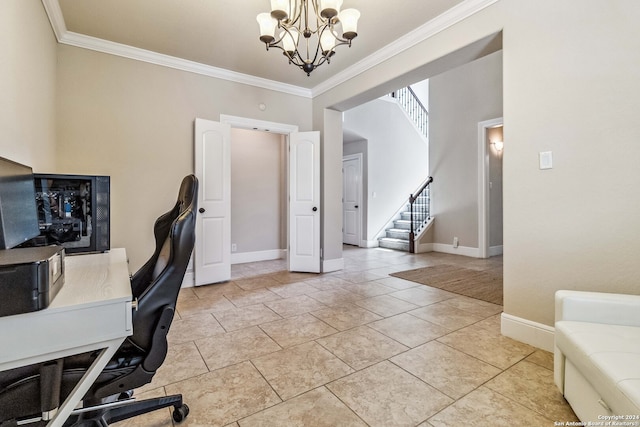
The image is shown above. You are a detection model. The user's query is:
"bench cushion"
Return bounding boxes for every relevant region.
[556,320,640,415]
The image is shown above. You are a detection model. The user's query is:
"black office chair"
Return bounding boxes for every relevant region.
[0,174,198,426]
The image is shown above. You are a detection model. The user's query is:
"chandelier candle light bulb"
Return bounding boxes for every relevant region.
[257,0,360,75]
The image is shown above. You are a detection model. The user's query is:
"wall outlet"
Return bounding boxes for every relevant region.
[453,237,459,248]
[231,243,237,252]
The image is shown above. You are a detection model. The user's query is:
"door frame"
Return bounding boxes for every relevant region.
[219,114,305,270]
[477,117,503,259]
[342,153,363,247]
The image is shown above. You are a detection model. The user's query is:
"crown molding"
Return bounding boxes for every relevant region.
[311,0,499,97]
[42,0,497,100]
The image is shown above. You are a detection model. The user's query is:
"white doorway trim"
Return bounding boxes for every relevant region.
[478,117,503,259]
[342,153,363,247]
[220,114,299,134]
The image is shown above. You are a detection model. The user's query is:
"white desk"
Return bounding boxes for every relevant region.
[0,248,133,427]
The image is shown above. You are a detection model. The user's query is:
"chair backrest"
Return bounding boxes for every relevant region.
[125,174,198,353]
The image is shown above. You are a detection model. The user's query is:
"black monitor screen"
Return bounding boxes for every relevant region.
[0,157,40,249]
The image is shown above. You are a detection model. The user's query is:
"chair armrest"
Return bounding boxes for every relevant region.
[555,290,640,327]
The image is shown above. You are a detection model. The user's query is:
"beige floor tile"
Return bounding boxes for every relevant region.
[437,321,536,369]
[525,349,555,371]
[374,276,421,290]
[327,361,453,427]
[484,360,578,421]
[167,312,225,345]
[138,341,208,393]
[176,294,235,318]
[344,281,396,298]
[269,271,318,284]
[408,302,486,331]
[238,387,367,427]
[301,275,351,291]
[390,287,455,306]
[339,271,387,283]
[317,325,408,370]
[192,282,245,299]
[428,386,553,426]
[368,313,449,348]
[195,326,282,371]
[226,288,283,308]
[307,288,362,306]
[177,287,198,302]
[391,341,501,399]
[258,313,338,348]
[438,295,503,317]
[311,303,382,331]
[164,361,281,426]
[264,294,327,317]
[213,304,282,332]
[267,281,321,298]
[252,341,354,400]
[233,275,281,291]
[353,294,420,317]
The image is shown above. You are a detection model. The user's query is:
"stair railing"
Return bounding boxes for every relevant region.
[409,176,433,253]
[390,86,428,139]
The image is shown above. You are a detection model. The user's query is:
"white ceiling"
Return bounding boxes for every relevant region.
[48,0,494,95]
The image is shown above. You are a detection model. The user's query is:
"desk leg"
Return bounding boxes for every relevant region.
[46,340,122,427]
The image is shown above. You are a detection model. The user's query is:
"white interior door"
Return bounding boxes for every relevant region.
[342,155,361,246]
[194,118,231,285]
[289,131,320,273]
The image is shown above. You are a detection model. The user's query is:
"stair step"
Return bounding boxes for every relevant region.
[378,237,410,252]
[394,220,412,230]
[386,228,410,240]
[400,212,429,221]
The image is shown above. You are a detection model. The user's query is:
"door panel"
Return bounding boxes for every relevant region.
[289,131,320,273]
[194,118,231,285]
[342,156,361,246]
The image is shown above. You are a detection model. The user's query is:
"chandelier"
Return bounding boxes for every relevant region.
[256,0,361,76]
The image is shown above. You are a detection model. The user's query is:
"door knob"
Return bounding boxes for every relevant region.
[355,205,359,208]
[312,207,318,212]
[199,208,206,213]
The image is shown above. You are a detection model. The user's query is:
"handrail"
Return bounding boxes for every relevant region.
[390,86,428,139]
[409,176,433,253]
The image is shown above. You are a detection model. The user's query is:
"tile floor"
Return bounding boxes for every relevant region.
[116,246,578,427]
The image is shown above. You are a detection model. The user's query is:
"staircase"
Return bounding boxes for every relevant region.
[378,190,430,252]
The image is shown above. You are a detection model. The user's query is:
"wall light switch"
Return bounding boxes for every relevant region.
[539,151,553,170]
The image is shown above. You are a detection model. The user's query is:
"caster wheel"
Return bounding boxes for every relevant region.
[118,390,134,400]
[173,404,190,423]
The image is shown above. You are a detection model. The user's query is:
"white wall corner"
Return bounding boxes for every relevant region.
[416,242,434,253]
[501,313,555,352]
[322,257,344,273]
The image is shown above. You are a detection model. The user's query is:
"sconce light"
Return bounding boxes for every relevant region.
[491,140,504,151]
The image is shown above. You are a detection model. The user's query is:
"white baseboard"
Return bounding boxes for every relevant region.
[489,245,504,256]
[323,257,344,273]
[501,312,555,352]
[431,243,481,258]
[416,242,434,253]
[231,249,286,265]
[362,240,379,248]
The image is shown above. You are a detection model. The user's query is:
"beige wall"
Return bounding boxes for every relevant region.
[0,0,57,169]
[315,0,640,328]
[429,50,503,249]
[55,45,312,271]
[230,128,285,255]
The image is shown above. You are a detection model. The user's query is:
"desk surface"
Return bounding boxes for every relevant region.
[0,248,133,371]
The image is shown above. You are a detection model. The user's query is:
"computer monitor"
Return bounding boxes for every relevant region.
[0,157,40,249]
